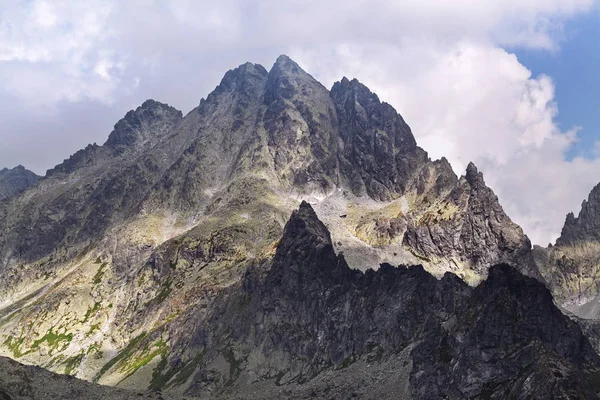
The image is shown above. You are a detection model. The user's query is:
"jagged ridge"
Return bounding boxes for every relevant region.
[149,202,600,399]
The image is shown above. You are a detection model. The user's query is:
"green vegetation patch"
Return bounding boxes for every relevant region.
[145,279,173,307]
[31,327,73,354]
[93,332,147,382]
[165,312,179,323]
[150,351,205,390]
[87,342,103,359]
[4,326,73,358]
[45,354,66,368]
[86,323,101,338]
[406,247,431,263]
[81,302,101,324]
[64,352,85,375]
[93,262,107,284]
[149,355,171,389]
[3,335,30,358]
[116,339,169,383]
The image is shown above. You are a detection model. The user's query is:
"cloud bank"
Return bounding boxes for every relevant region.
[0,0,598,245]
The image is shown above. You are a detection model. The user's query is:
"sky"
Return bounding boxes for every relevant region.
[512,9,600,161]
[1,0,599,246]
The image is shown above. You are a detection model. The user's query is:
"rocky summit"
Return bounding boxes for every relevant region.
[535,182,600,318]
[0,55,597,399]
[0,166,39,202]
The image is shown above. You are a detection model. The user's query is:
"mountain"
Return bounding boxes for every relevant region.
[0,56,539,390]
[0,166,39,201]
[534,183,600,317]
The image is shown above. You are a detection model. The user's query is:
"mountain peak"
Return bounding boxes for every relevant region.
[281,200,333,249]
[485,263,540,289]
[140,98,164,109]
[268,201,342,282]
[465,161,484,186]
[0,165,40,201]
[273,54,298,68]
[556,182,600,246]
[298,199,315,213]
[264,54,322,104]
[331,74,421,200]
[269,54,306,77]
[0,164,34,175]
[103,99,182,154]
[332,76,377,97]
[216,62,268,94]
[537,180,600,309]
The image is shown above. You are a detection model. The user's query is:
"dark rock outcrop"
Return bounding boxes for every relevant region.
[413,263,600,399]
[0,356,163,400]
[332,77,425,201]
[0,166,39,201]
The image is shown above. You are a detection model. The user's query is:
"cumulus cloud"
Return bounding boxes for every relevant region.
[0,0,598,245]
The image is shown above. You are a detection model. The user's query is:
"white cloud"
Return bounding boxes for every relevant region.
[32,1,57,28]
[0,0,115,103]
[0,0,598,245]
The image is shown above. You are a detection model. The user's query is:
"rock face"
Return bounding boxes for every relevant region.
[534,183,600,315]
[149,203,600,399]
[259,55,339,192]
[0,166,39,201]
[104,100,183,155]
[557,183,600,247]
[404,162,535,281]
[413,263,600,399]
[0,56,538,388]
[332,77,424,200]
